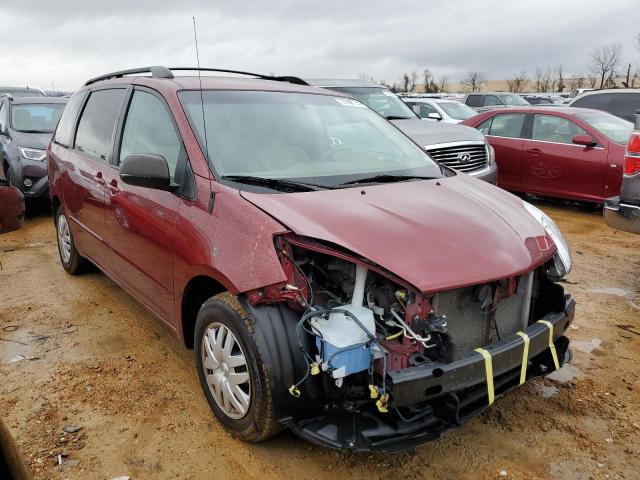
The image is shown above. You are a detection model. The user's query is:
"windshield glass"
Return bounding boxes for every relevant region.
[327,87,415,119]
[501,94,530,106]
[179,90,443,187]
[437,101,478,120]
[11,103,66,133]
[575,111,634,145]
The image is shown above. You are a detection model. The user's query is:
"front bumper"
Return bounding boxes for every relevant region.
[604,196,640,235]
[283,298,575,452]
[13,159,49,197]
[467,161,498,184]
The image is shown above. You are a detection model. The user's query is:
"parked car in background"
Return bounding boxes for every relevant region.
[568,88,593,99]
[462,107,634,203]
[307,79,497,183]
[463,92,530,112]
[0,179,24,234]
[0,86,46,97]
[568,89,640,122]
[0,95,67,197]
[522,94,567,106]
[49,66,574,452]
[604,111,640,234]
[401,97,479,124]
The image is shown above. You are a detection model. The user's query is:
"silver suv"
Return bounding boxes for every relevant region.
[307,79,497,184]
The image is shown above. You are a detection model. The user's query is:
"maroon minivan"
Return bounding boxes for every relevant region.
[462,107,634,203]
[48,66,575,452]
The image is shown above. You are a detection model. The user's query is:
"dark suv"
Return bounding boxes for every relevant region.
[0,95,67,197]
[48,66,574,452]
[464,92,531,112]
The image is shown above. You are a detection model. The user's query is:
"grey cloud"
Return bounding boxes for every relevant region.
[0,0,638,91]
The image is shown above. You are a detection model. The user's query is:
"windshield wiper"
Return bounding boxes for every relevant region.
[221,175,331,192]
[384,115,415,120]
[16,129,51,133]
[339,174,437,186]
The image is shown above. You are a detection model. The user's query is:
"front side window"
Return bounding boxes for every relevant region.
[119,90,182,178]
[437,102,478,120]
[417,103,438,118]
[575,111,633,145]
[74,89,126,161]
[501,94,530,106]
[480,113,526,138]
[179,90,443,187]
[10,103,66,133]
[0,102,6,132]
[465,95,483,107]
[484,95,503,106]
[532,114,586,144]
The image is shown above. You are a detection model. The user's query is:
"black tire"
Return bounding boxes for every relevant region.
[195,292,281,442]
[55,206,89,275]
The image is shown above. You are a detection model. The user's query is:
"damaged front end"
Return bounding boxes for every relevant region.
[242,234,574,452]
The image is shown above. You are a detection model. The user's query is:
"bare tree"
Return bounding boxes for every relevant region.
[410,71,417,92]
[506,71,528,93]
[462,71,485,92]
[423,69,434,93]
[568,74,585,90]
[590,43,621,89]
[556,65,565,92]
[402,73,410,92]
[622,63,639,88]
[534,67,545,92]
[438,75,449,93]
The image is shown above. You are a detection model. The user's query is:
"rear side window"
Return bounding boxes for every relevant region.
[416,103,438,118]
[609,94,640,122]
[465,95,483,107]
[479,113,526,138]
[119,90,182,178]
[75,89,126,161]
[53,91,87,147]
[572,93,612,111]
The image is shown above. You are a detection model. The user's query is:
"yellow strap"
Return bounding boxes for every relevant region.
[474,348,494,406]
[537,320,560,370]
[514,331,530,385]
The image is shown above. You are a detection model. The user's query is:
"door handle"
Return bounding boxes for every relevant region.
[525,148,542,155]
[108,179,120,194]
[93,172,105,185]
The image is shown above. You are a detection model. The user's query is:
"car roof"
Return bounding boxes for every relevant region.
[82,74,348,98]
[4,96,68,104]
[304,78,384,88]
[573,88,640,98]
[480,106,601,116]
[0,86,43,93]
[403,97,458,103]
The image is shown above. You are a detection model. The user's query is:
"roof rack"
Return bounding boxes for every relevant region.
[83,66,309,87]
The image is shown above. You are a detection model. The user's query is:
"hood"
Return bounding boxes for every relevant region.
[390,118,485,147]
[241,175,553,293]
[10,131,52,150]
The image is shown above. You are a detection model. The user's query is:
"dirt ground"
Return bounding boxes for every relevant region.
[1,200,639,480]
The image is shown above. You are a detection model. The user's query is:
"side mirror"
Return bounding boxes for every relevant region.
[427,112,443,121]
[119,154,177,191]
[572,134,597,147]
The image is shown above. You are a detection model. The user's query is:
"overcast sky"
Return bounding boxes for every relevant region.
[1,0,638,91]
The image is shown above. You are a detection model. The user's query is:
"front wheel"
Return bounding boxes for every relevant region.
[194,292,280,442]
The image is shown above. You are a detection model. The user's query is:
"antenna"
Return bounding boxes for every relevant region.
[193,16,215,213]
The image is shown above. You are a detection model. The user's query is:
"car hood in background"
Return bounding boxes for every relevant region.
[241,175,552,293]
[10,131,52,150]
[390,118,485,147]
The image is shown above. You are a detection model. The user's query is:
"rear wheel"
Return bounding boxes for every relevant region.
[195,292,280,442]
[55,206,89,275]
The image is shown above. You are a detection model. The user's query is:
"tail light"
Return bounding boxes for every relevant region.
[624,132,640,176]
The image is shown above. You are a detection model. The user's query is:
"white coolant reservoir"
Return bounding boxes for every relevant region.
[310,264,376,381]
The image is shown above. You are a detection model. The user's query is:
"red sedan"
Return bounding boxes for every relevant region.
[462,107,634,202]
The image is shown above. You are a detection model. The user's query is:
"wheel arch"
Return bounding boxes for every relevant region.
[180,275,228,349]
